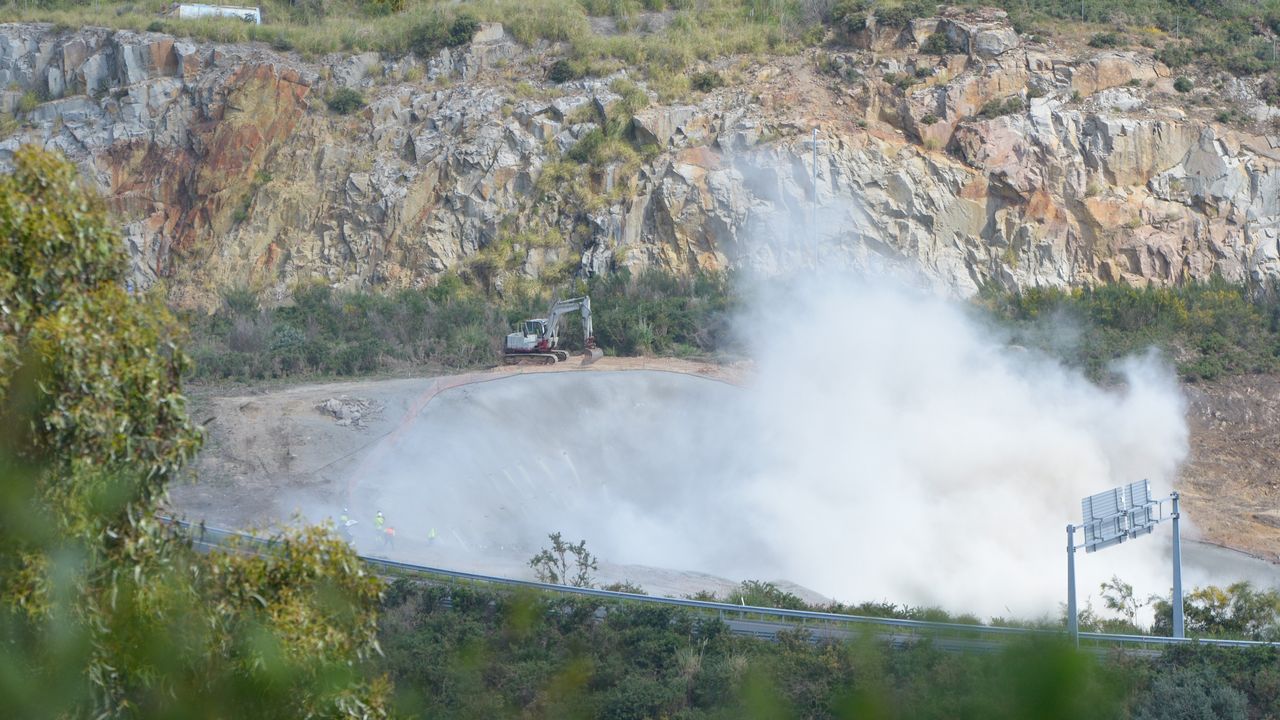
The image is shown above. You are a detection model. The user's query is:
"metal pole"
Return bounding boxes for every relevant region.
[1067,524,1079,647]
[1171,492,1184,638]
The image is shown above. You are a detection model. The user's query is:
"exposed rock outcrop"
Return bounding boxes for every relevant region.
[3,14,1280,307]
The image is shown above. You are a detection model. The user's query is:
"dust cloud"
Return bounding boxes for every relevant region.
[734,274,1188,619]
[340,269,1193,620]
[340,171,1199,620]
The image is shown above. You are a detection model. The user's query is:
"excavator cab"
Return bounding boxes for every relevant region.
[505,319,548,355]
[523,320,547,338]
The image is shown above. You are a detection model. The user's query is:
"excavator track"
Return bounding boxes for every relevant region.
[503,353,559,365]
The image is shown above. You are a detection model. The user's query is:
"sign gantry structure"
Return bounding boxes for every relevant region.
[1066,480,1184,645]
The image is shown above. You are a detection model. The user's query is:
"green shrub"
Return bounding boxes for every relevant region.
[326,87,365,114]
[1133,667,1247,720]
[1157,44,1194,69]
[368,0,406,15]
[690,70,724,92]
[874,0,932,29]
[16,90,39,114]
[981,280,1280,382]
[921,30,960,55]
[375,577,1280,720]
[883,72,917,89]
[827,0,870,34]
[977,95,1023,119]
[286,0,326,25]
[1225,53,1268,76]
[449,14,480,46]
[566,128,608,163]
[724,581,808,610]
[407,13,476,57]
[547,58,578,83]
[1087,32,1123,48]
[1261,75,1280,105]
[920,113,939,125]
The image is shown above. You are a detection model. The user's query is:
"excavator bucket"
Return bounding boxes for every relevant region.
[582,347,604,365]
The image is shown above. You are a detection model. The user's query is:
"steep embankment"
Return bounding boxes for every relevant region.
[3,7,1280,307]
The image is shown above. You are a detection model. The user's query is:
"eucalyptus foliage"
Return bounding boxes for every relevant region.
[0,146,390,719]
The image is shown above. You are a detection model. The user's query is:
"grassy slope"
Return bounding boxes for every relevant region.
[6,0,1280,94]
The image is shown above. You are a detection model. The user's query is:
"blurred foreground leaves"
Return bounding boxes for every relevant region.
[0,146,389,719]
[380,581,1145,720]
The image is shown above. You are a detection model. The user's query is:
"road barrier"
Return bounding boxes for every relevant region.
[172,519,1280,654]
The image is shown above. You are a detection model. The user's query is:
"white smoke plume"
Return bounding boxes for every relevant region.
[733,273,1189,618]
[329,158,1250,621]
[337,267,1201,620]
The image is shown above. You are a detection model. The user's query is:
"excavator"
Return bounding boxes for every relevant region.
[503,295,604,365]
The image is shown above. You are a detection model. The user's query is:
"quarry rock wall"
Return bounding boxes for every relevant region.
[3,12,1280,307]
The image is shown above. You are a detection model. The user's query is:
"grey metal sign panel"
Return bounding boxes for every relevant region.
[1082,487,1128,553]
[1083,517,1127,553]
[1081,479,1161,553]
[1127,480,1152,507]
[1082,487,1124,522]
[1125,480,1158,537]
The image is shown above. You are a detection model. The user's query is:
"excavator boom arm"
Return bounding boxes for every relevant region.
[544,296,593,343]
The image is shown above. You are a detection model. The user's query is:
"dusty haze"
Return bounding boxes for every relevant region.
[336,269,1200,620]
[737,274,1189,618]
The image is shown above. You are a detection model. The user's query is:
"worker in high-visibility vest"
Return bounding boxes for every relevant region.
[339,508,353,544]
[383,526,395,548]
[374,511,385,532]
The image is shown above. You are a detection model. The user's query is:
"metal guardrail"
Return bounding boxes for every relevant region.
[172,519,1280,653]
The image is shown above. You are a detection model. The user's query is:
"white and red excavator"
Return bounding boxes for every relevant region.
[503,295,604,365]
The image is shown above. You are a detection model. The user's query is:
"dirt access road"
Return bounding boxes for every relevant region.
[172,356,741,529]
[168,356,804,601]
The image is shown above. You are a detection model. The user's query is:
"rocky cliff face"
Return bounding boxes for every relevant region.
[4,8,1280,307]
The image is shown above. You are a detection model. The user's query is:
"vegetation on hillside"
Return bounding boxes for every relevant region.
[979,280,1280,382]
[186,266,1280,385]
[7,0,1280,98]
[376,577,1279,719]
[0,146,390,717]
[183,268,734,382]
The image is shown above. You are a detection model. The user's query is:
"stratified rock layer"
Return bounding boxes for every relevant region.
[4,11,1280,307]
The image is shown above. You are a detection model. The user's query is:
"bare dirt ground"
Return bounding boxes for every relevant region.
[167,356,812,601]
[1181,375,1280,563]
[173,356,747,528]
[169,357,1280,597]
